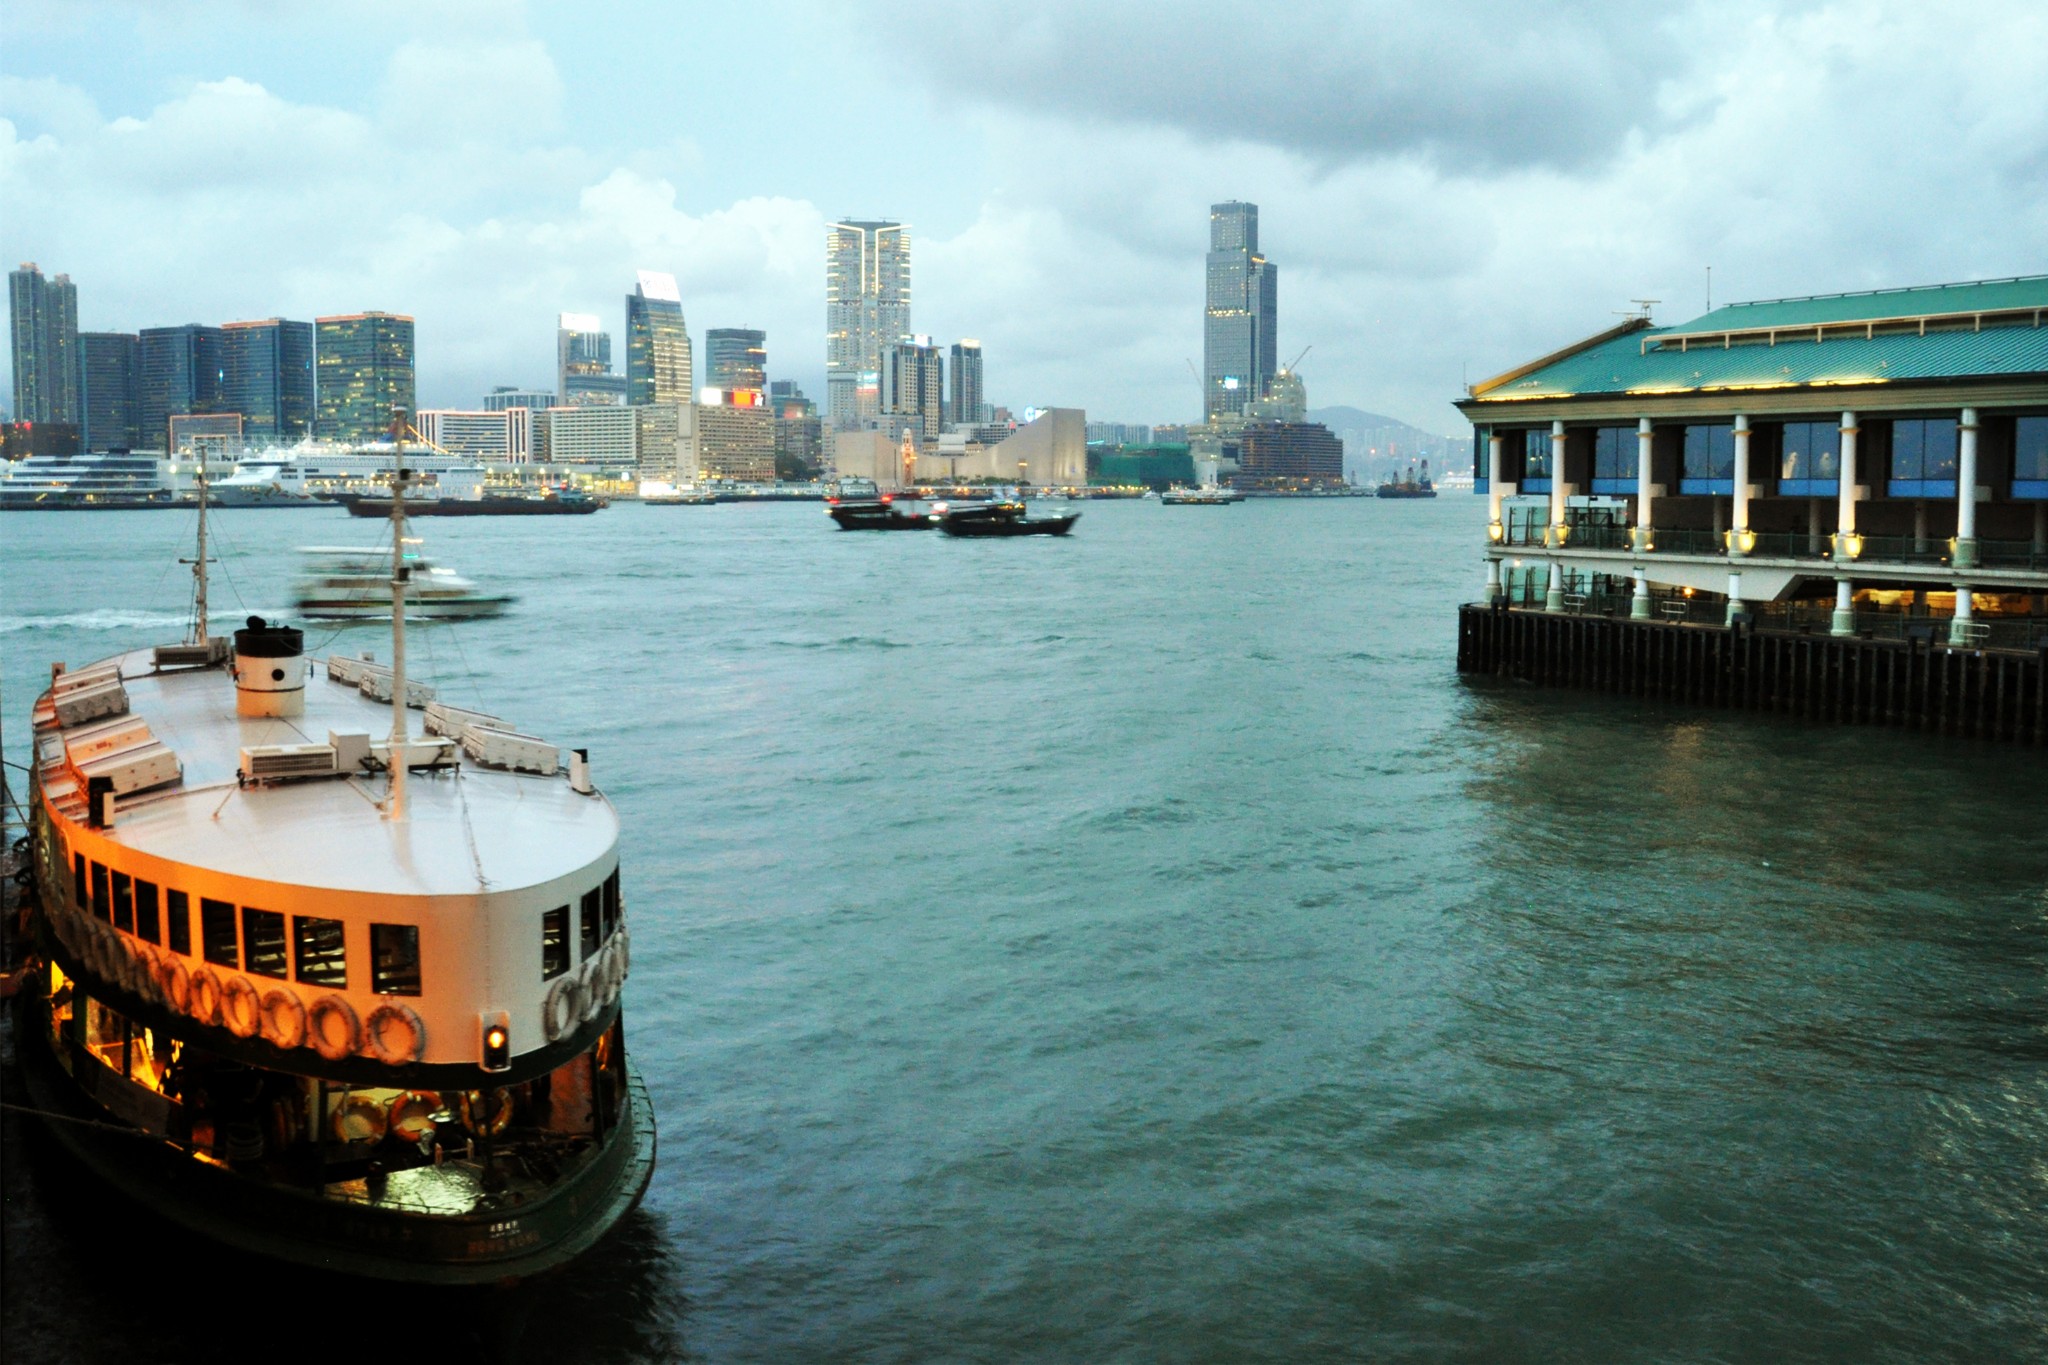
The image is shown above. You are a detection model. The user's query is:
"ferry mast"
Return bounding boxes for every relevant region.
[387,413,411,821]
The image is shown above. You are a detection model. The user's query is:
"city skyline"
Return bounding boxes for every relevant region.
[2,4,2043,432]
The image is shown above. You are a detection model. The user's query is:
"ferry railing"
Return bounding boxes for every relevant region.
[1977,539,2048,571]
[1849,535,1951,566]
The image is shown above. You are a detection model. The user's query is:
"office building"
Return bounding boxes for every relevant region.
[1233,420,1344,490]
[771,381,822,478]
[416,409,527,462]
[880,337,944,444]
[948,340,984,428]
[77,331,141,451]
[534,404,638,470]
[139,324,226,451]
[9,263,79,426]
[826,220,911,429]
[697,388,775,481]
[558,314,626,406]
[314,312,414,442]
[482,386,555,413]
[1086,422,1154,446]
[1203,200,1278,420]
[632,401,694,480]
[222,318,315,444]
[168,411,245,458]
[705,327,766,390]
[626,273,692,405]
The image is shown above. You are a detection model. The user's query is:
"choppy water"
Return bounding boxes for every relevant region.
[3,499,2044,1363]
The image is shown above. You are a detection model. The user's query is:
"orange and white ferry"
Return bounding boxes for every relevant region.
[10,465,654,1282]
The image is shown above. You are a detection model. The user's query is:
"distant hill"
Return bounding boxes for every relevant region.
[1309,406,1465,482]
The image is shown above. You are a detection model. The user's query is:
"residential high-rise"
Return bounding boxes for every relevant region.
[77,332,141,451]
[222,318,315,444]
[315,312,415,442]
[10,263,80,425]
[770,381,822,478]
[558,314,626,406]
[1203,201,1278,420]
[625,273,692,405]
[139,324,226,451]
[948,340,984,428]
[880,337,944,443]
[705,327,766,390]
[825,220,910,430]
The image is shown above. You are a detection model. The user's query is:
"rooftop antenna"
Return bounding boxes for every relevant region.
[1619,298,1661,322]
[385,408,415,822]
[1706,265,1712,313]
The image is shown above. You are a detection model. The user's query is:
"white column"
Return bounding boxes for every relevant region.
[1730,414,1751,555]
[1831,578,1855,638]
[1834,410,1859,562]
[1487,433,1505,534]
[1484,557,1502,604]
[1726,571,1746,627]
[1949,584,1975,646]
[1631,571,1652,620]
[1955,407,1979,569]
[1546,559,1565,614]
[1634,417,1654,551]
[1547,420,1567,547]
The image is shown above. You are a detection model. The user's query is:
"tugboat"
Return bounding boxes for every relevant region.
[824,478,934,531]
[933,500,1080,537]
[10,454,654,1283]
[1374,459,1438,499]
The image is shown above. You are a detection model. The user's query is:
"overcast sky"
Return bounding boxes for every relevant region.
[4,0,2043,434]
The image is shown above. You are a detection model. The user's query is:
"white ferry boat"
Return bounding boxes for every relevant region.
[11,473,653,1282]
[1160,484,1246,505]
[294,541,514,620]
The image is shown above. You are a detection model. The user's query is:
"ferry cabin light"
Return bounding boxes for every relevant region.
[481,1010,512,1072]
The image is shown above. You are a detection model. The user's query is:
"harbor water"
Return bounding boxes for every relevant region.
[3,499,2043,1361]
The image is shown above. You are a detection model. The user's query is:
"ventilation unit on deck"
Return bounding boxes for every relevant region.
[77,743,182,796]
[240,744,341,781]
[153,639,231,669]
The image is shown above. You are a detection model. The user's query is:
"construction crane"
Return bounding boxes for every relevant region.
[1185,357,1203,419]
[1283,345,1313,374]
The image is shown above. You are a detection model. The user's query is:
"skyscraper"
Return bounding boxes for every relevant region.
[222,318,315,444]
[10,263,80,425]
[879,337,944,443]
[948,340,984,428]
[825,220,910,430]
[1203,201,1278,420]
[139,324,226,451]
[558,314,626,406]
[315,312,415,442]
[705,328,766,390]
[625,272,692,405]
[77,332,141,451]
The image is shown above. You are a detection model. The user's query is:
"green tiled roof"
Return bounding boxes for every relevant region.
[1468,276,2048,404]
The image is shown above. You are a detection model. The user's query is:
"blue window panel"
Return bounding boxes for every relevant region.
[2013,480,2048,500]
[1589,478,1634,495]
[1521,477,1552,493]
[1886,479,1958,499]
[1474,477,1490,495]
[1679,478,1734,495]
[1778,478,1839,496]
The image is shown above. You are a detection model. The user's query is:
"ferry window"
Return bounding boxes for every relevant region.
[111,871,135,933]
[1592,427,1638,481]
[200,898,239,968]
[73,853,87,909]
[1891,418,1958,482]
[371,924,422,996]
[1682,425,1735,480]
[294,916,347,988]
[579,889,601,961]
[2017,417,2048,481]
[243,907,288,979]
[602,869,620,941]
[1779,421,1841,481]
[542,906,569,980]
[91,862,110,922]
[166,889,192,955]
[134,879,161,944]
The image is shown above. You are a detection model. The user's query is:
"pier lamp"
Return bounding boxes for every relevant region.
[480,1010,511,1072]
[1487,519,1504,543]
[1553,522,1571,545]
[1840,532,1864,560]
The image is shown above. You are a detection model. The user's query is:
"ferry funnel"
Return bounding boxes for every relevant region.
[233,616,307,718]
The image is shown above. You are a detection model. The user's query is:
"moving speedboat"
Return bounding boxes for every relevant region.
[292,542,513,620]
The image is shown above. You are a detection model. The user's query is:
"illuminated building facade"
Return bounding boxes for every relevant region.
[948,340,984,428]
[626,273,692,405]
[1232,420,1344,490]
[1203,201,1277,420]
[558,314,625,406]
[697,388,774,482]
[9,263,79,426]
[1460,276,2048,645]
[139,324,226,451]
[826,220,910,430]
[706,328,766,390]
[314,312,415,442]
[78,332,141,451]
[880,337,944,443]
[221,318,314,444]
[482,386,555,412]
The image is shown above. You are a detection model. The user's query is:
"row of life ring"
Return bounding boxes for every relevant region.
[542,925,631,1044]
[328,1088,511,1143]
[59,912,428,1065]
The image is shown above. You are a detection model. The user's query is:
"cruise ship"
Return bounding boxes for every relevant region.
[0,452,182,510]
[11,474,655,1282]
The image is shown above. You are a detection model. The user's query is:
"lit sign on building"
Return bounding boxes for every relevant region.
[698,387,766,408]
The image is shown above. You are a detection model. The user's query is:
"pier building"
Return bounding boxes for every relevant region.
[1456,276,2048,742]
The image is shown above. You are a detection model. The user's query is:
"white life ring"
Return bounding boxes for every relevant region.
[187,966,223,1028]
[307,995,361,1062]
[130,944,162,1007]
[330,1093,387,1143]
[543,973,580,1043]
[364,1002,426,1064]
[260,988,307,1051]
[578,958,605,1023]
[619,924,630,977]
[220,975,261,1039]
[86,922,114,982]
[159,954,191,1013]
[603,942,624,1003]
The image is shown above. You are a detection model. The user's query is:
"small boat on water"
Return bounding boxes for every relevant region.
[639,480,716,506]
[1160,485,1244,505]
[824,477,934,530]
[293,542,514,620]
[1375,460,1438,499]
[934,500,1079,537]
